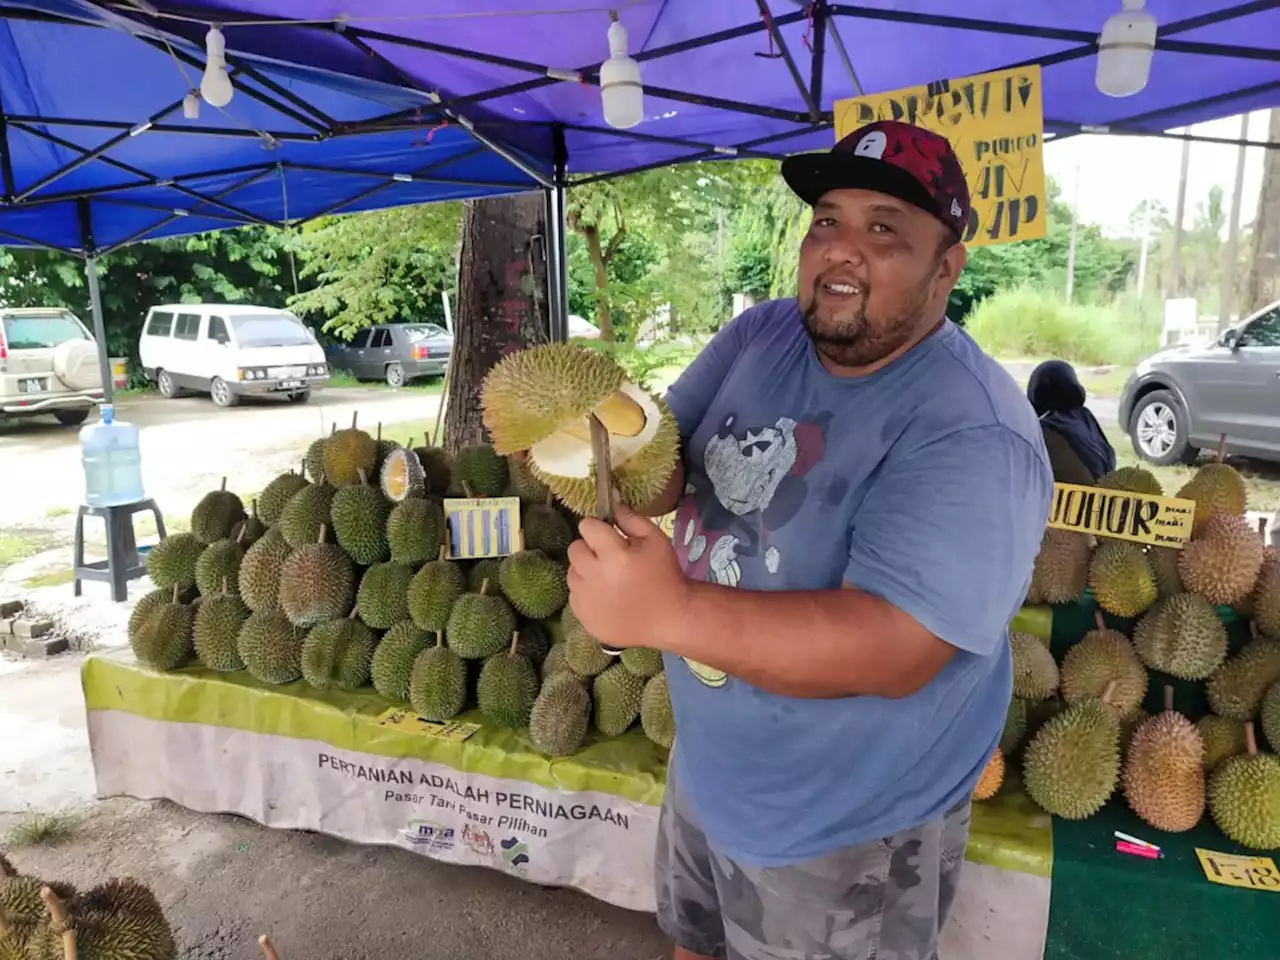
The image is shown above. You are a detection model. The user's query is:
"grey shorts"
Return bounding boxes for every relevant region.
[654,767,971,960]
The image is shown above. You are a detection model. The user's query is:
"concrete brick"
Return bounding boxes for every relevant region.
[6,635,68,658]
[0,617,14,635]
[0,600,22,618]
[12,619,52,640]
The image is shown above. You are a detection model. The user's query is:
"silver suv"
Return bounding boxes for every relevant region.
[1119,298,1280,466]
[0,308,105,426]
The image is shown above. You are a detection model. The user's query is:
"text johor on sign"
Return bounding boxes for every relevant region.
[1046,482,1196,548]
[834,65,1046,247]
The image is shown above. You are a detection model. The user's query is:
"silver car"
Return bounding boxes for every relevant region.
[327,323,453,388]
[1119,298,1280,466]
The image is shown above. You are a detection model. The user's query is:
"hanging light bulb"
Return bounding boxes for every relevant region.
[1095,0,1157,98]
[200,25,235,108]
[599,11,643,129]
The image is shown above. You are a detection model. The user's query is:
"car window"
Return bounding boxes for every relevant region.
[1238,307,1280,348]
[350,329,372,349]
[371,329,391,348]
[207,316,229,342]
[174,313,201,341]
[227,312,312,348]
[403,325,447,342]
[147,311,174,337]
[1,313,88,350]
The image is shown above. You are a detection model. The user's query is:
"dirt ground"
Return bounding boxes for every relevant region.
[1,799,670,960]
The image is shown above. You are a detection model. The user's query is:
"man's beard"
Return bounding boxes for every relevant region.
[801,275,934,369]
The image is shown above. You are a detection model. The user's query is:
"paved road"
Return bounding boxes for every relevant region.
[0,387,441,527]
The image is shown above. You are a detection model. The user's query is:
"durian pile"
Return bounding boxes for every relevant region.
[129,404,677,759]
[980,449,1280,851]
[0,853,176,960]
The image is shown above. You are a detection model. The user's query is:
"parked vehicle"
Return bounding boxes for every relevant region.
[139,304,329,408]
[1119,297,1280,466]
[0,307,105,426]
[326,323,453,387]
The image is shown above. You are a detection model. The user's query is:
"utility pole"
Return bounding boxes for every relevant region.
[1136,200,1152,295]
[1219,112,1251,332]
[1167,126,1193,297]
[1066,162,1081,301]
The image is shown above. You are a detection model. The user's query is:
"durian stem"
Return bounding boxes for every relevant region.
[317,523,328,544]
[509,631,520,657]
[300,459,307,479]
[435,631,444,649]
[1245,721,1259,756]
[351,412,358,429]
[1163,685,1174,713]
[1258,517,1269,540]
[40,886,76,960]
[437,545,447,563]
[462,482,474,498]
[480,578,490,596]
[358,468,368,487]
[171,584,180,604]
[1093,610,1105,631]
[251,498,259,518]
[220,476,227,492]
[1216,433,1227,463]
[377,422,383,443]
[1101,680,1118,706]
[258,934,281,960]
[330,421,336,436]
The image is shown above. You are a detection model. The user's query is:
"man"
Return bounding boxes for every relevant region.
[567,119,1053,960]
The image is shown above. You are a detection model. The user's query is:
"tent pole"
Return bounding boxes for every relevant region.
[77,200,113,405]
[547,126,570,343]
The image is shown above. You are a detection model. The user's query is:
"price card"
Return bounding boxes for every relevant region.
[442,496,522,560]
[375,707,481,743]
[1195,848,1280,892]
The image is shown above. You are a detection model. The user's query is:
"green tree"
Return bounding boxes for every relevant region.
[286,203,461,340]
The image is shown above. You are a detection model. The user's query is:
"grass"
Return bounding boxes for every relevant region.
[0,532,56,571]
[1104,426,1280,514]
[967,286,1162,368]
[380,420,441,449]
[1009,360,1133,400]
[22,568,74,589]
[43,505,71,519]
[4,809,82,848]
[327,370,445,393]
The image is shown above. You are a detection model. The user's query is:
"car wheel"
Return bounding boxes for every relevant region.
[288,390,311,404]
[210,376,239,408]
[385,362,405,388]
[1129,389,1198,466]
[157,369,179,399]
[53,408,89,426]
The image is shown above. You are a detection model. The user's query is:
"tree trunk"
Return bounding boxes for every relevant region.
[1246,109,1280,314]
[582,224,616,343]
[443,192,550,456]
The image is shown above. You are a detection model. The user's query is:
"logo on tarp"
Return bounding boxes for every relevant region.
[500,836,531,872]
[462,824,494,857]
[405,819,456,853]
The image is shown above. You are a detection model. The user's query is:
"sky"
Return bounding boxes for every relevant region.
[1043,110,1272,240]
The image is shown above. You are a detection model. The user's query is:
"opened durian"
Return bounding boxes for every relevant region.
[480,343,678,515]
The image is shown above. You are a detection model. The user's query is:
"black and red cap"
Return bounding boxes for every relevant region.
[781,120,971,241]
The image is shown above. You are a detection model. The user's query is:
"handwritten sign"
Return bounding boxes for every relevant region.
[834,65,1046,246]
[375,707,481,743]
[1195,848,1280,892]
[443,496,522,560]
[1046,482,1195,547]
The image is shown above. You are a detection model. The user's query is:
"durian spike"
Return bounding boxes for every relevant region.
[40,886,77,960]
[1216,433,1227,463]
[1245,721,1259,756]
[589,413,616,525]
[480,578,490,596]
[1101,679,1118,706]
[1093,610,1106,631]
[317,523,328,544]
[509,630,520,657]
[1163,684,1174,713]
[222,576,229,596]
[258,934,281,960]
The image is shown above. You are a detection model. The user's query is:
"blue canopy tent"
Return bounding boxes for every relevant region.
[1,1,1278,397]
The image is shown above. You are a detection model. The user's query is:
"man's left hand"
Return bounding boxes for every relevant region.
[567,502,689,651]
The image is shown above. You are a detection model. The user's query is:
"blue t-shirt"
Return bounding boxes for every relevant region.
[662,299,1053,867]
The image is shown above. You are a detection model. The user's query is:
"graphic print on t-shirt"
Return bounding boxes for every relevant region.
[674,411,832,589]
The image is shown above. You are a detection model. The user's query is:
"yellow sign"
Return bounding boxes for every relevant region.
[375,707,481,743]
[1195,849,1280,892]
[834,65,1046,246]
[657,511,676,538]
[443,496,522,560]
[1046,482,1195,548]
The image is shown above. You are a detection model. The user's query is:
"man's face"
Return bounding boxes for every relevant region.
[796,188,964,370]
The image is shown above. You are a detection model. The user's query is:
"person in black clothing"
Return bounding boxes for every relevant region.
[1026,359,1116,485]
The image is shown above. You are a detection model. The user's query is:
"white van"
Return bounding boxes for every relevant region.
[139,304,329,407]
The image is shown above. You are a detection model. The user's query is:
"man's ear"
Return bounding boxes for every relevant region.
[935,241,968,299]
